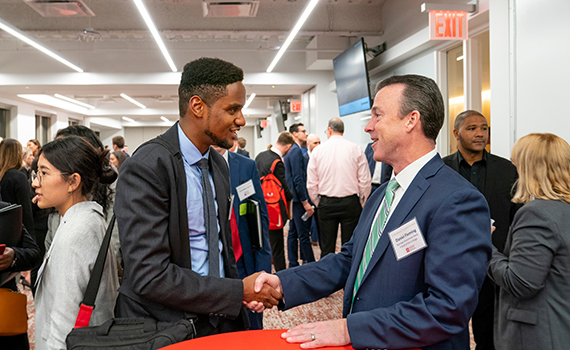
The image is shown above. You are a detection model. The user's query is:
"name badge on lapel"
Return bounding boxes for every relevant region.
[236,179,255,201]
[388,217,427,261]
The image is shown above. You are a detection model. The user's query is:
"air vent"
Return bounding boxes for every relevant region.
[23,0,95,17]
[202,1,260,18]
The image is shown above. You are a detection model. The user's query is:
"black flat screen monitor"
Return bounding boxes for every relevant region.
[274,101,286,132]
[333,38,372,116]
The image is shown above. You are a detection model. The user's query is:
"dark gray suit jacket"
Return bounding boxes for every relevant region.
[443,151,519,253]
[114,123,248,332]
[488,199,570,350]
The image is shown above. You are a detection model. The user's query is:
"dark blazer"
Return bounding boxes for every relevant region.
[283,142,309,203]
[227,151,271,277]
[236,148,249,158]
[114,123,248,331]
[443,151,519,253]
[365,142,392,185]
[0,168,35,239]
[488,199,570,350]
[277,155,492,350]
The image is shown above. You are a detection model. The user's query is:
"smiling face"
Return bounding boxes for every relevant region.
[454,114,489,155]
[27,141,38,156]
[203,81,246,149]
[365,84,408,164]
[32,154,73,215]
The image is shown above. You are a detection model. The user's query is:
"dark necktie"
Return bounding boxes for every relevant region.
[380,163,393,184]
[197,158,219,277]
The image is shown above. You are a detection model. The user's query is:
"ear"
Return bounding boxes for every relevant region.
[68,173,82,194]
[453,129,460,140]
[405,110,421,133]
[187,96,207,119]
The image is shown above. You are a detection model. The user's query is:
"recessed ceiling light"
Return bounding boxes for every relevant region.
[266,0,319,73]
[244,93,256,109]
[0,18,83,72]
[122,116,135,122]
[160,116,170,122]
[133,0,177,72]
[54,94,95,109]
[120,93,146,109]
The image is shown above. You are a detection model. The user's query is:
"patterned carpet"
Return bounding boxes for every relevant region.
[20,225,475,349]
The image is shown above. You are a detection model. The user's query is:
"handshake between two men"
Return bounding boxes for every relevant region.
[242,271,282,310]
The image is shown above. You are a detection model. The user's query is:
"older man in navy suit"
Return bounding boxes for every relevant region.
[213,144,271,330]
[250,75,492,350]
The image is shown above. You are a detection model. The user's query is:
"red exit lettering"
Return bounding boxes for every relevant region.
[430,11,467,41]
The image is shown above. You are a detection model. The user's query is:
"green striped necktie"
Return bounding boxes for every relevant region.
[352,179,399,305]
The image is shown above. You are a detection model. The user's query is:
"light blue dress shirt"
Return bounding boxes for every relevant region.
[177,124,224,277]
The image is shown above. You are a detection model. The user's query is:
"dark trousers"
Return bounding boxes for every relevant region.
[310,212,319,243]
[472,276,496,350]
[317,194,362,258]
[287,201,315,268]
[268,228,286,272]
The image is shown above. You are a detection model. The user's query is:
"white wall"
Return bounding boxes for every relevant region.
[490,0,570,158]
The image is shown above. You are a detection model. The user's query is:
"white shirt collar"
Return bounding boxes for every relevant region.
[393,148,438,193]
[221,149,229,165]
[271,146,283,159]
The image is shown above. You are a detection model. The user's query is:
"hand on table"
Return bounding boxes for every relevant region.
[281,319,351,349]
[243,271,282,311]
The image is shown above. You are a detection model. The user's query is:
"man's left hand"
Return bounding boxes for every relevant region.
[281,319,351,349]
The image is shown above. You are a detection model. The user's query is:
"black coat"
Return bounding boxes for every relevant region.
[114,123,248,333]
[443,151,520,253]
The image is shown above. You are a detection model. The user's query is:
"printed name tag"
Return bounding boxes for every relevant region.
[388,218,427,261]
[236,179,255,201]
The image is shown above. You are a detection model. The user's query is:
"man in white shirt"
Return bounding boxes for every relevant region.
[307,118,371,257]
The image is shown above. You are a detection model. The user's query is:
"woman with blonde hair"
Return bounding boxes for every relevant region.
[488,133,570,350]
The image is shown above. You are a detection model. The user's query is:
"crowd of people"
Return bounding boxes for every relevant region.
[0,56,569,350]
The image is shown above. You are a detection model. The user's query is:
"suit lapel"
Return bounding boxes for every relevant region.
[228,152,240,225]
[357,156,442,288]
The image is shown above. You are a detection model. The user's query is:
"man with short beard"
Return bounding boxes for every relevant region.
[114,57,281,337]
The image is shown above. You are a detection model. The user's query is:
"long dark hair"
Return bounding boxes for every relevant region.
[54,126,116,216]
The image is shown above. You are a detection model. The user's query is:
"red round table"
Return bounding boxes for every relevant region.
[159,329,354,350]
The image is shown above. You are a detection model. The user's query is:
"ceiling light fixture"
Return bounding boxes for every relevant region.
[266,0,319,73]
[122,116,135,122]
[120,93,146,109]
[54,94,95,109]
[18,94,90,114]
[0,18,83,73]
[160,116,169,122]
[244,93,256,109]
[132,0,177,72]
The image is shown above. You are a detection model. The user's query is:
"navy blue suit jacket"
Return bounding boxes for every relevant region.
[364,142,376,176]
[283,142,309,203]
[278,154,492,350]
[228,152,272,277]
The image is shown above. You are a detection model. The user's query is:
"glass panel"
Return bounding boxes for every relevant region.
[0,109,7,138]
[447,45,464,154]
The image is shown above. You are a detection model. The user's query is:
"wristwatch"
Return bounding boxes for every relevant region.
[10,257,17,268]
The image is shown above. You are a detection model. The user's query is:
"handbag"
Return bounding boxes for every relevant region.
[65,215,197,350]
[0,287,28,336]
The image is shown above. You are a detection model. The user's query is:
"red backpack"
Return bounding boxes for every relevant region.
[260,159,288,230]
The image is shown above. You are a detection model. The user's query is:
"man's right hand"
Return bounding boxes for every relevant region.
[302,201,314,218]
[243,272,282,309]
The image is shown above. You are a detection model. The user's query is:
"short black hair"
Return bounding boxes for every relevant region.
[178,57,244,117]
[289,123,304,134]
[375,75,444,142]
[57,125,104,151]
[454,110,486,130]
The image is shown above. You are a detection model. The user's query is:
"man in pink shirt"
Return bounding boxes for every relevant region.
[307,118,371,257]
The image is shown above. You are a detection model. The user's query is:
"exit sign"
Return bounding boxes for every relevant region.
[290,101,302,113]
[429,10,468,40]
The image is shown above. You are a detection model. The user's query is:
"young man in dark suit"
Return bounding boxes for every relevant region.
[255,131,294,272]
[443,110,520,350]
[212,144,271,330]
[284,123,315,267]
[114,57,280,337]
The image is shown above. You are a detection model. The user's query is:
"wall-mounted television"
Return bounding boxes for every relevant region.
[333,38,372,117]
[273,101,287,132]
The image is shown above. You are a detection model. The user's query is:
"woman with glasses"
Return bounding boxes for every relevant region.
[32,136,119,350]
[488,133,570,350]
